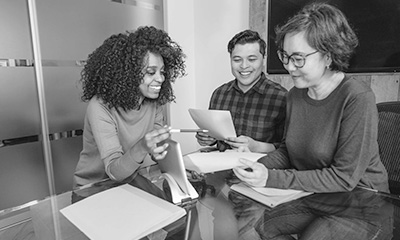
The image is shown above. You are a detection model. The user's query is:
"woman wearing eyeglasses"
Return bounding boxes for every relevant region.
[233,2,390,239]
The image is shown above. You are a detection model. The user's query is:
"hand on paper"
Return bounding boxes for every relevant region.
[237,145,251,152]
[196,132,217,146]
[233,158,268,187]
[225,135,276,153]
[142,126,171,160]
[225,135,257,151]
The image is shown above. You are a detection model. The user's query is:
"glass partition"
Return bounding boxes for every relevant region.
[0,0,164,235]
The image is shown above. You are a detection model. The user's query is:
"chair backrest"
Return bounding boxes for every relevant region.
[377,101,400,194]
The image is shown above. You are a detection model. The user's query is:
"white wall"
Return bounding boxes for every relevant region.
[164,0,249,154]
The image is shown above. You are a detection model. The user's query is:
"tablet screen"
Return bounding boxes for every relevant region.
[157,139,190,194]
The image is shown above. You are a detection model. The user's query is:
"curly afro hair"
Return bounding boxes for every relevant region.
[80,26,186,110]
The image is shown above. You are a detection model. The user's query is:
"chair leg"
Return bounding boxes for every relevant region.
[184,208,193,240]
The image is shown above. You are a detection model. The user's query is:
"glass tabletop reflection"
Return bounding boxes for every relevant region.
[189,170,399,240]
[0,167,399,240]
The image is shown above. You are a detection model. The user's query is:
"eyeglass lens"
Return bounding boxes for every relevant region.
[277,50,317,68]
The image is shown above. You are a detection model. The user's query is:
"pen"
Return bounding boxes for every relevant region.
[170,129,209,133]
[358,186,400,200]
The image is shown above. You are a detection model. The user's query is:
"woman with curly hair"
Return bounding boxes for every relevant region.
[73,26,186,194]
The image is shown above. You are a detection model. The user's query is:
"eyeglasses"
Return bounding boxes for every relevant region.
[277,50,319,68]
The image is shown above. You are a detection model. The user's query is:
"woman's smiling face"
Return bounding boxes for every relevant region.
[139,52,165,99]
[282,31,329,89]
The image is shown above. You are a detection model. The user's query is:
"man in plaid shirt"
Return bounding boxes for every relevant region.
[196,30,287,153]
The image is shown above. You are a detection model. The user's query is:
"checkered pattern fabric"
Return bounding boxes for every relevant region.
[209,73,287,149]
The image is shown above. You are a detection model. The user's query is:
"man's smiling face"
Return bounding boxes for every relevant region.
[230,42,264,93]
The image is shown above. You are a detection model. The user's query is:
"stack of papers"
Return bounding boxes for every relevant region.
[183,151,265,174]
[60,184,186,240]
[231,183,313,208]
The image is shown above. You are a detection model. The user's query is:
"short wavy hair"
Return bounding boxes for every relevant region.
[275,3,358,71]
[80,26,186,110]
[227,29,267,57]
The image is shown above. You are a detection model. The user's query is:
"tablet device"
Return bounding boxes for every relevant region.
[157,139,191,195]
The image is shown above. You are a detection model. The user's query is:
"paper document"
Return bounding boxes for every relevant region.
[188,109,236,140]
[231,183,313,208]
[183,151,265,173]
[60,184,186,240]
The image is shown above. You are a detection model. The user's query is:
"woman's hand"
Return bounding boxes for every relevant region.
[143,126,171,160]
[233,158,269,187]
[196,132,217,146]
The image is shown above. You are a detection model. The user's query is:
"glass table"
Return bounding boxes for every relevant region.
[190,171,399,240]
[0,166,399,240]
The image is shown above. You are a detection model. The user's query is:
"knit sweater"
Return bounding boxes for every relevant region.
[74,97,164,187]
[259,76,389,193]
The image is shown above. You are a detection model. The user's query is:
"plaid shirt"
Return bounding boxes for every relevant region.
[209,73,287,149]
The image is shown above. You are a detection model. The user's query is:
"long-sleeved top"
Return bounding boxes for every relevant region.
[258,76,389,193]
[209,72,287,149]
[73,97,164,187]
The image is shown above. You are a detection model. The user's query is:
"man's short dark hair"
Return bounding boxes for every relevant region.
[227,29,266,56]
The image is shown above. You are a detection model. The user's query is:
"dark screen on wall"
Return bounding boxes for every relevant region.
[267,0,400,74]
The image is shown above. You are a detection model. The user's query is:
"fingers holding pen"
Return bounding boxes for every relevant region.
[147,126,171,142]
[144,126,172,160]
[149,145,168,160]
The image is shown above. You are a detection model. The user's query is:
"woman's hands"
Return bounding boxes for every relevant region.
[142,126,172,160]
[233,158,269,187]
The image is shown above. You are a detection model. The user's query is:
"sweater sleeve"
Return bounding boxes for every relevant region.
[265,91,379,193]
[271,113,285,149]
[154,104,165,129]
[109,105,163,181]
[107,143,148,181]
[86,102,150,182]
[258,139,291,169]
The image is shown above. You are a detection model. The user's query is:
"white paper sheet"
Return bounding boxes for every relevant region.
[183,151,265,173]
[60,184,186,240]
[231,183,313,208]
[188,109,236,140]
